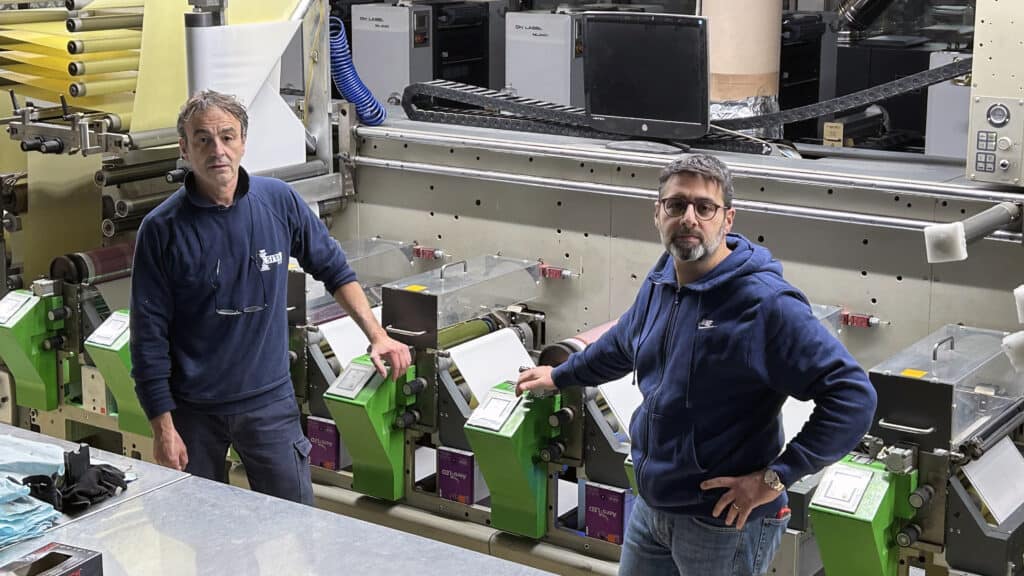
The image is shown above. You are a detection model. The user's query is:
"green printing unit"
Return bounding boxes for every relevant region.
[323,355,416,501]
[83,310,150,437]
[809,454,919,576]
[0,289,64,411]
[464,382,557,538]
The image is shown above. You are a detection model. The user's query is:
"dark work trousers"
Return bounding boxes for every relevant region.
[171,393,314,505]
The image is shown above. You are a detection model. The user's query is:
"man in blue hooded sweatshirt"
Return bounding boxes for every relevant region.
[517,154,876,575]
[130,90,411,504]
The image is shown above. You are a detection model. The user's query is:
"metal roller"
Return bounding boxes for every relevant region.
[538,320,618,366]
[66,14,144,33]
[68,37,142,54]
[50,243,135,285]
[69,77,137,98]
[68,55,140,77]
[838,0,897,31]
[95,159,179,188]
[114,194,171,218]
[101,215,144,238]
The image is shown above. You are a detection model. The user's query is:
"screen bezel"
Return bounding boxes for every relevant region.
[582,12,710,141]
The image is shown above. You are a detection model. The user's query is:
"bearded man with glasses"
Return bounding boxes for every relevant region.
[129,91,410,504]
[517,154,876,576]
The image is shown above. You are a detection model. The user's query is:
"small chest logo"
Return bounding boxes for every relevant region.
[697,319,716,330]
[258,249,283,272]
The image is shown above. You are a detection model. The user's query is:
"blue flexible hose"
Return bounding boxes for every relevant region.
[329,16,386,126]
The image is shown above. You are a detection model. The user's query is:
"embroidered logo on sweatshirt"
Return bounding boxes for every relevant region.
[258,249,283,272]
[697,319,716,330]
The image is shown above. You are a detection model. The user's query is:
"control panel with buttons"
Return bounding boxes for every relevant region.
[968,97,1024,184]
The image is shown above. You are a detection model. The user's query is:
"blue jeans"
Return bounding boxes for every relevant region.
[618,497,789,576]
[171,393,314,505]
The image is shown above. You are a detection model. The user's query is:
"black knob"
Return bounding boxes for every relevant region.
[548,407,575,428]
[896,524,921,548]
[47,307,70,322]
[403,377,427,396]
[42,335,65,351]
[539,441,565,463]
[20,138,43,152]
[39,139,64,154]
[908,485,935,510]
[394,410,419,429]
[166,169,187,183]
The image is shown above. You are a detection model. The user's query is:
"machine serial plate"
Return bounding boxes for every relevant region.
[466,391,521,431]
[326,362,378,399]
[811,465,873,514]
[86,312,129,347]
[0,292,32,325]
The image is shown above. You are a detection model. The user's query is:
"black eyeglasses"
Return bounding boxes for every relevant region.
[212,257,268,316]
[657,197,725,221]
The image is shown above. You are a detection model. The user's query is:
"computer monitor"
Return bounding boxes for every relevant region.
[582,12,709,141]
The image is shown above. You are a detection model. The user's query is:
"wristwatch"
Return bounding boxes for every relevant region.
[763,469,785,492]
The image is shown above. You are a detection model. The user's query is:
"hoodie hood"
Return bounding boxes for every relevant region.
[650,233,783,291]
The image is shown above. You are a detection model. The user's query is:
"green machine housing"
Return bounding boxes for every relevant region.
[83,310,150,437]
[464,381,557,538]
[810,454,920,576]
[0,288,65,410]
[323,355,416,501]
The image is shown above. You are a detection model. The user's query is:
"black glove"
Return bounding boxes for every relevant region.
[21,473,61,510]
[61,464,127,513]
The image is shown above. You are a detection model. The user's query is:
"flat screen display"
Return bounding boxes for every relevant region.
[583,13,709,140]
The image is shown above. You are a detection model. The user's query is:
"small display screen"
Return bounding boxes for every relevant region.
[583,13,709,138]
[328,363,377,399]
[478,396,512,421]
[0,292,31,325]
[88,315,129,347]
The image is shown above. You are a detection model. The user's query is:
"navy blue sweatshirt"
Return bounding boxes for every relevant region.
[130,169,356,419]
[552,234,876,519]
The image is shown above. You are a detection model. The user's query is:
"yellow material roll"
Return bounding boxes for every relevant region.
[67,55,139,75]
[67,36,142,54]
[0,49,139,73]
[69,76,137,97]
[0,9,65,25]
[70,0,146,9]
[227,0,301,24]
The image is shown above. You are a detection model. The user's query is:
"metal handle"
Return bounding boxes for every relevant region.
[440,260,467,279]
[385,324,427,337]
[932,335,955,361]
[878,418,935,435]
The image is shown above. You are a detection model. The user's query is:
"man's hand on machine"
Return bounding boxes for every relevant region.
[515,366,558,397]
[368,334,412,379]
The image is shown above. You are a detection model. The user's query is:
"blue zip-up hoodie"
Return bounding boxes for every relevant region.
[552,233,876,520]
[129,169,356,419]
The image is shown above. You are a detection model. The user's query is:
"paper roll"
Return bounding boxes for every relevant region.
[185,20,305,172]
[318,306,382,369]
[448,328,534,403]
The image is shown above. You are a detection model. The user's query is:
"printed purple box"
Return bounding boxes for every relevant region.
[585,481,634,544]
[307,416,341,470]
[438,446,486,504]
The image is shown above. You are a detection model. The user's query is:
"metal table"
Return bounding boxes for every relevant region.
[0,423,188,525]
[0,475,553,575]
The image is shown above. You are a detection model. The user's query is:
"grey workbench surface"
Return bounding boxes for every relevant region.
[0,424,553,575]
[1,423,188,525]
[0,474,553,575]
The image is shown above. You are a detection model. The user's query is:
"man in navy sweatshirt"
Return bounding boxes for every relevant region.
[130,90,411,504]
[517,154,876,575]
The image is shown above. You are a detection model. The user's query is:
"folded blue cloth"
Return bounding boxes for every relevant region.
[0,435,65,478]
[0,477,60,547]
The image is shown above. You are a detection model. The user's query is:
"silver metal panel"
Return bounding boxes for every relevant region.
[0,475,554,575]
[968,0,1024,186]
[925,52,970,159]
[486,0,508,90]
[352,4,414,103]
[345,116,1024,373]
[506,12,575,105]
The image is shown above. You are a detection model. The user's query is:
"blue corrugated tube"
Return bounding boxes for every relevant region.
[329,16,386,126]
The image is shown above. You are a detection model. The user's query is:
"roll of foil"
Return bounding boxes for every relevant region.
[711,95,782,139]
